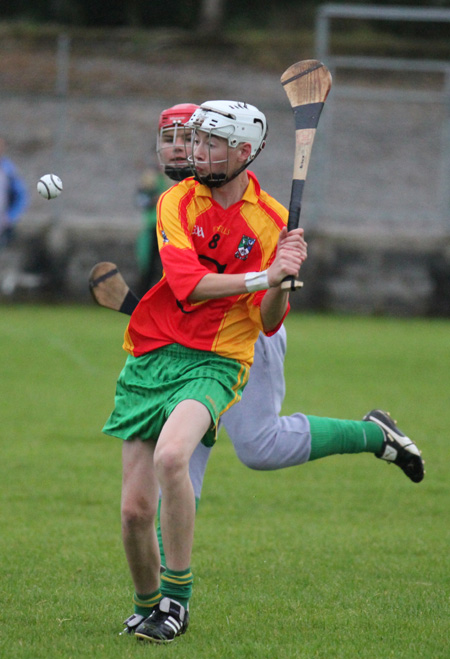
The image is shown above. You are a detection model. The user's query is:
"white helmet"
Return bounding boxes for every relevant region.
[186,100,268,186]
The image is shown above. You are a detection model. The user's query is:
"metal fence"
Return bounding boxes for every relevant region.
[1,8,449,236]
[311,3,450,235]
[1,10,450,310]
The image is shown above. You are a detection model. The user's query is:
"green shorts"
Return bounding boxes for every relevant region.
[103,344,249,447]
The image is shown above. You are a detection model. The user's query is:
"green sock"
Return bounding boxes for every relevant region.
[157,497,199,569]
[307,415,384,461]
[133,589,161,617]
[160,567,193,609]
[156,499,166,568]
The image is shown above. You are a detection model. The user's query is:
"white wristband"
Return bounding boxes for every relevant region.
[245,270,270,293]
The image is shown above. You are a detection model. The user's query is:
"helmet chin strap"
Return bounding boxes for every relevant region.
[191,134,265,189]
[164,164,193,182]
[194,173,227,188]
[193,158,255,188]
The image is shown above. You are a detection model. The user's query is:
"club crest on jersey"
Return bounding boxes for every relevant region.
[192,225,205,238]
[235,235,256,260]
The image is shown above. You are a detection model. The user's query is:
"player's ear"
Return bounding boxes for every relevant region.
[237,142,252,162]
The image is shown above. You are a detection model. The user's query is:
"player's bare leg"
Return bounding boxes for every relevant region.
[121,438,161,595]
[135,400,211,644]
[155,400,211,570]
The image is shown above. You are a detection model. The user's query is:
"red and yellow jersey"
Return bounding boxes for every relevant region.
[124,171,289,368]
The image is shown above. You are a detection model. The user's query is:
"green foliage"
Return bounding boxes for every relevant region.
[1,0,450,36]
[0,306,448,657]
[1,15,450,67]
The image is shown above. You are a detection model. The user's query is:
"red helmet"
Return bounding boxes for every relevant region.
[158,103,199,130]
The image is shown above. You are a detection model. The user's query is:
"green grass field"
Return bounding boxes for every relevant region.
[0,306,448,658]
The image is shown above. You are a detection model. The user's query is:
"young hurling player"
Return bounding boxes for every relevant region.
[134,104,199,294]
[118,103,425,639]
[103,100,307,643]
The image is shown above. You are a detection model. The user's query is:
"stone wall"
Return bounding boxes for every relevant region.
[296,225,450,317]
[2,218,449,317]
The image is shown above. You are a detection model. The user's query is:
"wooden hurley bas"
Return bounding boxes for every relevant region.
[279,59,332,292]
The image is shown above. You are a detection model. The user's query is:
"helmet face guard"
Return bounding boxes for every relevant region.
[189,128,231,188]
[157,124,194,180]
[156,103,199,181]
[186,101,267,188]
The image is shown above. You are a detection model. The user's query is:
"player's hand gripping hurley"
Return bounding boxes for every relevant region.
[280,59,332,291]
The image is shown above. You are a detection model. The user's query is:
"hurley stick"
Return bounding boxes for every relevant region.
[280,59,332,291]
[89,261,139,315]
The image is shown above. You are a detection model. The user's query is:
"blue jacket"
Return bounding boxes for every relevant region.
[1,157,28,223]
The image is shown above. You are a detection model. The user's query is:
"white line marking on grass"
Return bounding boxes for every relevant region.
[44,332,99,375]
[0,323,99,375]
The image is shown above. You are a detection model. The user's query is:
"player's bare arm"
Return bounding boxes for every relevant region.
[188,227,306,303]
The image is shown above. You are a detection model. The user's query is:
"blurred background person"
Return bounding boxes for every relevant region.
[0,137,28,249]
[134,163,167,296]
